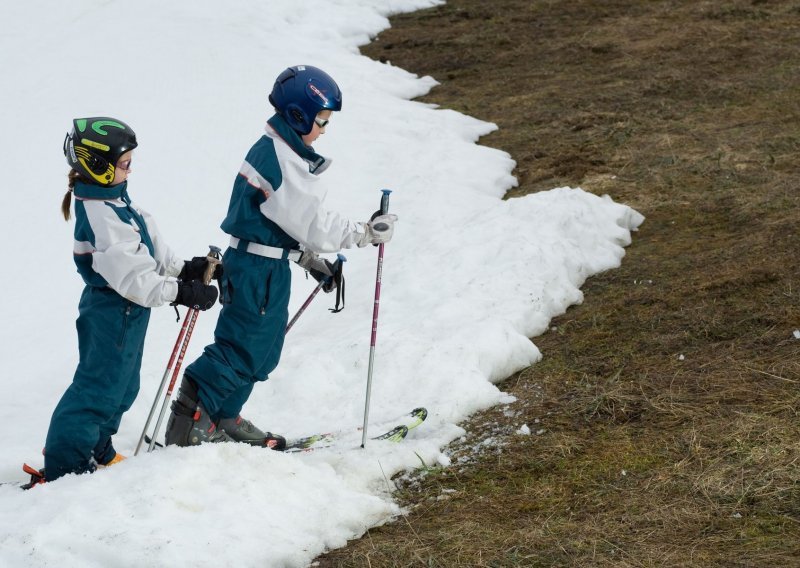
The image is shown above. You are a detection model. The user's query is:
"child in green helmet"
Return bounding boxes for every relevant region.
[23,117,220,488]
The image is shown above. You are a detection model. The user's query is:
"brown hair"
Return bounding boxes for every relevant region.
[61,170,82,221]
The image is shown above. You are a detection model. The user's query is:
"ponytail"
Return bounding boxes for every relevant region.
[62,170,81,221]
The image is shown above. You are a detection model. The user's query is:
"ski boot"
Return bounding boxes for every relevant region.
[94,438,126,469]
[165,376,233,446]
[218,416,286,451]
[96,454,126,469]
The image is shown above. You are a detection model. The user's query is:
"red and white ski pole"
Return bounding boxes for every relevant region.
[134,245,222,455]
[361,189,392,448]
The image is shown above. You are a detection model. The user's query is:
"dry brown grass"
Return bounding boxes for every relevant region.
[318,0,800,565]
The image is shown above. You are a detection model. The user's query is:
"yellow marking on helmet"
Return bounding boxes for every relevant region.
[75,147,115,186]
[82,138,111,152]
[79,158,115,185]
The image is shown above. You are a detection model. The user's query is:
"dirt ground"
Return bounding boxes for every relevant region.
[319,1,800,566]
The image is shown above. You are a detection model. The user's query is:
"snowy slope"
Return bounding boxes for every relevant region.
[0,1,643,566]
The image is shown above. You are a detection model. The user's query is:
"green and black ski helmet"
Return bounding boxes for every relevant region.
[63,117,138,186]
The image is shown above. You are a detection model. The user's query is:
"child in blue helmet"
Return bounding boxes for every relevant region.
[26,117,220,487]
[165,65,396,448]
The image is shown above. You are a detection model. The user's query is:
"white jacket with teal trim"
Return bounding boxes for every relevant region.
[220,114,367,253]
[72,180,183,307]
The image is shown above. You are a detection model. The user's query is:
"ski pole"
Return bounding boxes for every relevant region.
[134,307,192,456]
[135,245,222,455]
[361,189,392,448]
[285,254,346,334]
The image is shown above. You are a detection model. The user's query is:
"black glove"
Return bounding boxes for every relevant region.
[173,280,219,310]
[179,256,223,282]
[298,252,339,293]
[308,258,338,293]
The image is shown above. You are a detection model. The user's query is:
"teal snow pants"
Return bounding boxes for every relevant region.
[44,286,150,481]
[184,246,290,420]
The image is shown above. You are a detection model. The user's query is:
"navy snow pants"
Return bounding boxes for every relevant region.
[184,247,290,420]
[44,286,150,481]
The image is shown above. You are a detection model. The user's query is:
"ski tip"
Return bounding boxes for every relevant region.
[373,424,409,442]
[20,463,46,490]
[22,463,41,476]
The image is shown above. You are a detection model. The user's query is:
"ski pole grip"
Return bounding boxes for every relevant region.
[379,188,392,216]
[202,245,222,285]
[370,190,393,244]
[324,254,347,287]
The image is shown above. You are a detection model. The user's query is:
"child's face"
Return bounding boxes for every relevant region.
[301,110,332,146]
[111,150,134,186]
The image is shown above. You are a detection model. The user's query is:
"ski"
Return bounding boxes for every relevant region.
[145,424,408,451]
[141,407,427,453]
[284,424,406,452]
[284,407,428,453]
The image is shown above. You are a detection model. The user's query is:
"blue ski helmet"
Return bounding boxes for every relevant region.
[63,117,138,186]
[269,65,342,135]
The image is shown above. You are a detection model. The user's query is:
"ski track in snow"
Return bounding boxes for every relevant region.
[0,1,643,566]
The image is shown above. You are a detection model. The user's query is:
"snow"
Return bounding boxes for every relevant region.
[0,0,643,566]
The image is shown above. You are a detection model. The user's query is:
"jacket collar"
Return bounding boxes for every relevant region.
[73,180,129,202]
[266,114,331,175]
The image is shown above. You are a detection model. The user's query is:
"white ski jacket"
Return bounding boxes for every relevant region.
[72,180,183,307]
[220,114,367,254]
